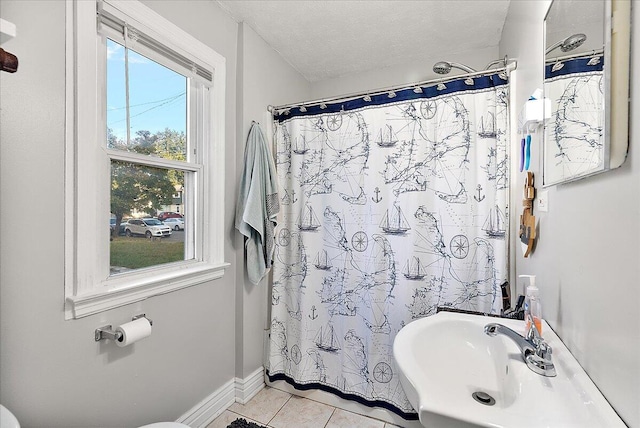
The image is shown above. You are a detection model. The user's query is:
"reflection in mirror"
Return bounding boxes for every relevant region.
[543,0,630,186]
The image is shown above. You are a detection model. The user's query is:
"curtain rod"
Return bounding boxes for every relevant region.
[545,49,604,64]
[267,59,517,114]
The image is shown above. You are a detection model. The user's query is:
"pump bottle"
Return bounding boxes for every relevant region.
[520,275,542,335]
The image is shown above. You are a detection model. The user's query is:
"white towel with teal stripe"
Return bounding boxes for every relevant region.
[235,122,279,284]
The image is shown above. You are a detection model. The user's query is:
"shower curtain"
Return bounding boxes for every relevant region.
[543,55,604,184]
[267,73,509,418]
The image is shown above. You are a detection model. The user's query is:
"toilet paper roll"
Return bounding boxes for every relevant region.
[116,317,152,347]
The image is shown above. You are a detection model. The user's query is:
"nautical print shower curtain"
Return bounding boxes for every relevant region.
[543,55,604,184]
[267,73,510,418]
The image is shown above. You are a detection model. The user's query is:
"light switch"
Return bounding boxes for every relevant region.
[537,190,549,212]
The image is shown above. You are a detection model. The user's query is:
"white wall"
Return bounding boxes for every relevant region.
[0,1,239,427]
[310,46,499,100]
[235,22,311,379]
[500,2,640,427]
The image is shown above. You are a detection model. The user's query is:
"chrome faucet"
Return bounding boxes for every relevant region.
[484,322,557,377]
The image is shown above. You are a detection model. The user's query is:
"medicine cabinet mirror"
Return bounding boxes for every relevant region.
[542,0,630,186]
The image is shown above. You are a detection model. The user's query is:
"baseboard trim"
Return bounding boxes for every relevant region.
[176,379,235,428]
[177,367,265,428]
[235,367,265,404]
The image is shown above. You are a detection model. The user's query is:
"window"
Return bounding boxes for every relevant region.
[65,0,227,319]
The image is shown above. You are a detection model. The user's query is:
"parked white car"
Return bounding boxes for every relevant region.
[124,218,172,238]
[162,217,185,231]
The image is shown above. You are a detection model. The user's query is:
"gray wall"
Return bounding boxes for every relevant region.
[0,1,239,427]
[500,1,640,427]
[235,22,311,379]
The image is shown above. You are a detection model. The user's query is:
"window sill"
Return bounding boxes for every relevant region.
[65,261,230,319]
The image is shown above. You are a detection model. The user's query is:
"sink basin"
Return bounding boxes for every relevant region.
[393,311,626,428]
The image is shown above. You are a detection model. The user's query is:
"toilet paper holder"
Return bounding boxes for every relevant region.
[94,314,153,342]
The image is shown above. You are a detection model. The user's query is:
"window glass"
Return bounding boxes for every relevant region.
[106,39,127,143]
[110,160,186,274]
[106,39,188,161]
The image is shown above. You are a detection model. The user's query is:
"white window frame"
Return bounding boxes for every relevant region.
[64,0,228,319]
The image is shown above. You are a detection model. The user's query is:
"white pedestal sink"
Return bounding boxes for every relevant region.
[393,311,626,428]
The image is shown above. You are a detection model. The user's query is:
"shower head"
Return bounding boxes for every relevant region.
[545,33,587,55]
[432,61,477,75]
[433,61,452,74]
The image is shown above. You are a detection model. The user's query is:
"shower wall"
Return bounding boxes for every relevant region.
[500,2,640,427]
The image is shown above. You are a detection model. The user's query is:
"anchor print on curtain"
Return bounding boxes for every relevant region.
[268,74,510,418]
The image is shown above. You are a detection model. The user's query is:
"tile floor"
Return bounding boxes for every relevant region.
[206,386,403,428]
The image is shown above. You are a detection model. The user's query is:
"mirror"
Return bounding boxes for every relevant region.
[542,0,630,186]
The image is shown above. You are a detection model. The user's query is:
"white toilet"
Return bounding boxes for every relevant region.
[1,404,189,428]
[1,405,20,428]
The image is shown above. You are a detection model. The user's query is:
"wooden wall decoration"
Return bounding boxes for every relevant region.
[519,172,536,257]
[0,48,18,73]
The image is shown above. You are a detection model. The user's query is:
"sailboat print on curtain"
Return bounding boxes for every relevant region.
[314,249,331,270]
[376,124,399,147]
[269,72,510,419]
[403,256,426,280]
[293,134,308,154]
[297,204,321,231]
[380,205,410,234]
[315,323,341,352]
[478,111,497,138]
[482,205,506,238]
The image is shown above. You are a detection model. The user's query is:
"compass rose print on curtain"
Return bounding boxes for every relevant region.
[268,73,510,418]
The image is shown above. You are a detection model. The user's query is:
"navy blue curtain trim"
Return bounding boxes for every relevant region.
[545,56,604,79]
[273,73,507,122]
[266,370,419,420]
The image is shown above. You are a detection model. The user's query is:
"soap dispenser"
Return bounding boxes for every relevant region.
[520,275,542,335]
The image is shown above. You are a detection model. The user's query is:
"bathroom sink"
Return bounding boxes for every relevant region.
[393,311,626,428]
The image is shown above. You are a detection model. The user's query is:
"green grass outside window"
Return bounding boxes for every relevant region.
[110,237,184,270]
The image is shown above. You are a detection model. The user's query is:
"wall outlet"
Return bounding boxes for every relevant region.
[537,190,549,212]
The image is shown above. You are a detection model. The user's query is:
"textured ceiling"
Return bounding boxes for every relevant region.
[217,1,512,82]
